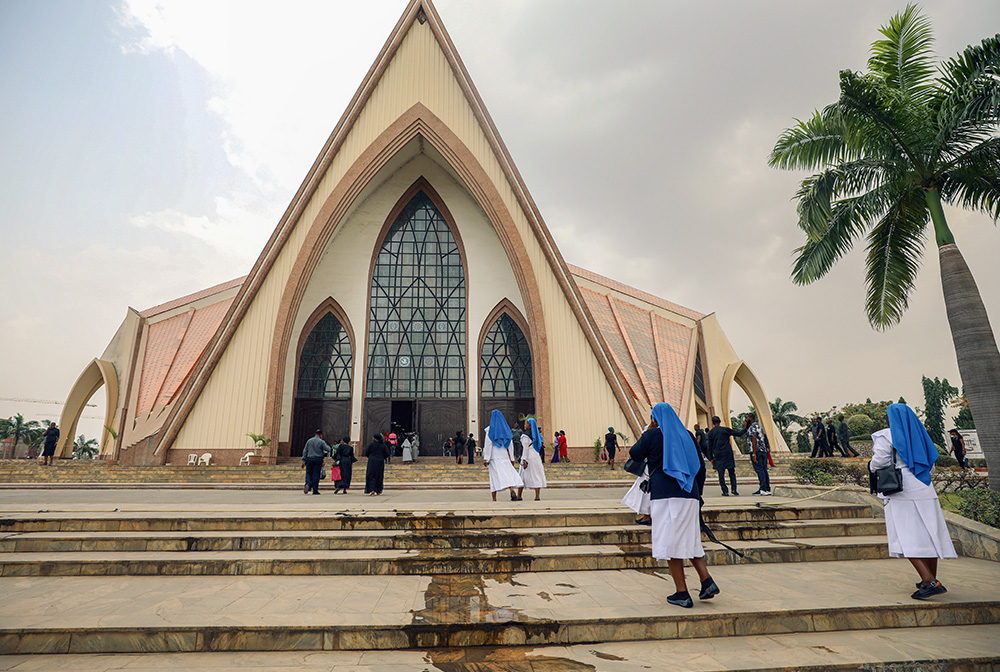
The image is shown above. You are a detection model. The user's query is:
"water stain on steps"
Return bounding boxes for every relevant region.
[412,573,596,671]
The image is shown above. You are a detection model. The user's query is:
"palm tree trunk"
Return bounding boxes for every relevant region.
[938,244,1000,491]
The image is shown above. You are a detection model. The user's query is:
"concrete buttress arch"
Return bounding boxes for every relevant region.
[720,360,789,453]
[57,359,119,458]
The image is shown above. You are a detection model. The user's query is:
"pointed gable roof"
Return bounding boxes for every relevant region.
[155,0,646,453]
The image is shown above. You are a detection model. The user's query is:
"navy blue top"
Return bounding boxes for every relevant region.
[628,427,705,501]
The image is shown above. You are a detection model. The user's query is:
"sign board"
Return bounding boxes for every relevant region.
[958,430,982,458]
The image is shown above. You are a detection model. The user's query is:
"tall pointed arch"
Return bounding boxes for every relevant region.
[364,178,467,399]
[478,299,534,427]
[290,298,355,457]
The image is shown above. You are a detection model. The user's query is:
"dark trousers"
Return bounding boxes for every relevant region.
[810,440,832,458]
[752,457,770,492]
[304,458,324,494]
[468,445,475,464]
[718,468,738,494]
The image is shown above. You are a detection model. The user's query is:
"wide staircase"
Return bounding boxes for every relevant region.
[0,489,997,669]
[0,457,793,486]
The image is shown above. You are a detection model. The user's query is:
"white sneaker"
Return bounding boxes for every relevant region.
[762,490,773,496]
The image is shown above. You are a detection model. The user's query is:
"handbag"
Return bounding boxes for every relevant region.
[870,447,903,495]
[330,465,342,481]
[622,458,646,477]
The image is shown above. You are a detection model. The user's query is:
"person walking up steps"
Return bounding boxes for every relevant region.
[301,429,329,495]
[630,403,719,609]
[745,412,771,496]
[364,434,390,496]
[869,404,957,599]
[707,416,746,496]
[332,436,355,494]
[517,418,547,501]
[838,415,861,457]
[605,427,618,470]
[483,410,523,502]
[466,432,477,466]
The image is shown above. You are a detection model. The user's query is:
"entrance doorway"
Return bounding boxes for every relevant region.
[363,399,466,456]
[391,400,414,435]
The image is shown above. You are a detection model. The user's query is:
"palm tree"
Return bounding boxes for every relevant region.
[0,414,43,459]
[769,6,1000,489]
[73,435,99,460]
[770,398,806,433]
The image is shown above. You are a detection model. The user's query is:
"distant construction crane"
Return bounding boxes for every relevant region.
[0,396,96,408]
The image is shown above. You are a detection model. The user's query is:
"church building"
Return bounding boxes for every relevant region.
[56,0,786,463]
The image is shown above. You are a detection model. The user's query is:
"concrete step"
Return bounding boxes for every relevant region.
[1,559,997,654]
[2,624,996,671]
[0,536,896,576]
[0,518,887,553]
[0,502,873,533]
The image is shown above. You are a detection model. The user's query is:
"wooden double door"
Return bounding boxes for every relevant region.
[364,399,466,456]
[290,399,351,457]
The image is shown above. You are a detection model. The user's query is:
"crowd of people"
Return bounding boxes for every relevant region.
[299,401,958,606]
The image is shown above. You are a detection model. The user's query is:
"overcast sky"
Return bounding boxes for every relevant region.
[2,0,998,440]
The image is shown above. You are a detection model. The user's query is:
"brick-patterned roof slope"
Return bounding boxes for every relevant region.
[573,267,697,411]
[568,265,704,321]
[135,285,240,419]
[139,276,247,318]
[578,287,646,405]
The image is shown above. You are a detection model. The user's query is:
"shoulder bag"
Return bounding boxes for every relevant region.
[870,447,903,495]
[622,458,646,477]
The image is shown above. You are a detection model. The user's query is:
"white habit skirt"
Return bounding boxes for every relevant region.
[650,498,704,560]
[884,498,957,559]
[519,447,547,489]
[621,468,651,515]
[488,450,524,492]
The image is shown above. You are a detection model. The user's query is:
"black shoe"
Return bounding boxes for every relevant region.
[721,492,730,497]
[732,491,740,496]
[303,484,309,494]
[667,591,693,608]
[636,517,652,526]
[912,580,947,600]
[751,490,761,495]
[699,578,720,600]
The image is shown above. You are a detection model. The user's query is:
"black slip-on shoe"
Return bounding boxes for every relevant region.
[912,581,947,600]
[699,578,720,600]
[667,591,693,608]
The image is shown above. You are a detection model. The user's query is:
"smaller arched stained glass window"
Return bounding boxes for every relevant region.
[481,313,533,398]
[298,313,352,398]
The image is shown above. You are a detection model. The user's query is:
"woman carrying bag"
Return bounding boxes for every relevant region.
[332,436,356,494]
[869,404,956,599]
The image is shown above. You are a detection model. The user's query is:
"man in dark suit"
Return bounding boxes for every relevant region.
[707,416,747,496]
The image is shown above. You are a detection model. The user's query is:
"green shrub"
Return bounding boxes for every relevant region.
[933,468,987,493]
[795,432,812,453]
[790,458,869,487]
[846,414,874,436]
[936,455,958,468]
[957,489,1000,528]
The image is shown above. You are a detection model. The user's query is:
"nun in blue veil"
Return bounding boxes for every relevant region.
[869,403,956,599]
[628,403,719,609]
[517,417,548,500]
[483,409,524,502]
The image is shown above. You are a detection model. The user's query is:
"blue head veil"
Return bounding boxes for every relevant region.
[487,409,512,450]
[652,402,700,493]
[887,403,938,486]
[527,418,543,453]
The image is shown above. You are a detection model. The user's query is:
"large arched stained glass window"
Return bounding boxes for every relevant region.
[297,312,352,398]
[480,313,533,398]
[367,190,466,398]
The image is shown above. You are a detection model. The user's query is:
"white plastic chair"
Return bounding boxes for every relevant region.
[197,453,212,466]
[239,451,254,466]
[186,454,198,465]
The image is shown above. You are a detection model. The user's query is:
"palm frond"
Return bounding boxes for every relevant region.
[939,33,1000,94]
[794,159,898,237]
[768,108,849,170]
[864,190,929,329]
[792,183,895,284]
[868,4,936,101]
[838,70,928,174]
[939,138,1000,220]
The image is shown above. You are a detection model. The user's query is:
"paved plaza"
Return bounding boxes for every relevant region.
[0,484,998,670]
